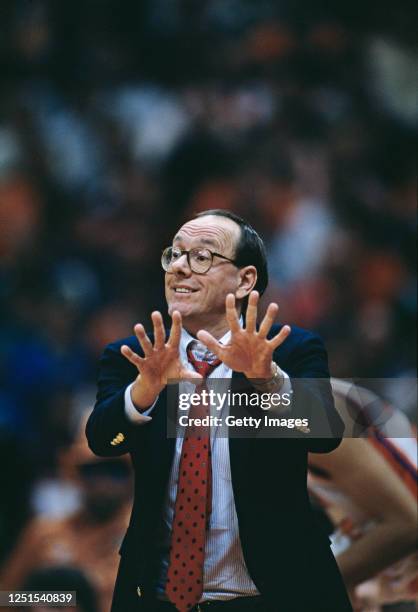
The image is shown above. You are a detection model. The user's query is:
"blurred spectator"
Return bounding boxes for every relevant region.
[0,413,132,612]
[22,566,99,612]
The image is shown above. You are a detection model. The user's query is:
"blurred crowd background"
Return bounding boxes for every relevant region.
[0,0,416,610]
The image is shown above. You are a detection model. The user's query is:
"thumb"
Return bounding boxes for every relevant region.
[196,330,220,356]
[180,366,203,382]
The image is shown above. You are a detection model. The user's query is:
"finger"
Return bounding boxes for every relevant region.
[268,325,291,350]
[167,310,182,348]
[196,330,223,359]
[225,293,241,334]
[245,290,259,333]
[134,324,153,357]
[121,345,143,369]
[258,302,279,339]
[151,311,166,350]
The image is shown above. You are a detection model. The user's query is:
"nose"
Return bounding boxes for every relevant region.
[170,253,192,276]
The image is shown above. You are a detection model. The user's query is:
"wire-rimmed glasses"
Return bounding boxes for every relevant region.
[161,246,237,274]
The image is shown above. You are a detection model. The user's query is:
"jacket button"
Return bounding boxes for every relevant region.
[136,586,142,598]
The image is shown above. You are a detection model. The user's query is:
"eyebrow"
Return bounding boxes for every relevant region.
[173,234,221,249]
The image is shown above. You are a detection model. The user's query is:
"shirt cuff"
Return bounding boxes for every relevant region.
[124,383,157,423]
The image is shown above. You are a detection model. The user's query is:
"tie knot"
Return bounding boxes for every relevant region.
[187,341,221,378]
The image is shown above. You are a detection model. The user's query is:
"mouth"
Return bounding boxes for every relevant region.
[172,286,198,295]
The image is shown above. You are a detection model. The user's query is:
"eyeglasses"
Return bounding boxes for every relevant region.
[161,246,237,274]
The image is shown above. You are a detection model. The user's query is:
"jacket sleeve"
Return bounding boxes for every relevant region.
[279,332,345,454]
[85,340,149,457]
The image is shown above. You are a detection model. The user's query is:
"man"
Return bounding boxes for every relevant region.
[86,209,352,611]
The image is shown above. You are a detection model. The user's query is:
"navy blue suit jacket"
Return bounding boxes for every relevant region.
[86,325,352,612]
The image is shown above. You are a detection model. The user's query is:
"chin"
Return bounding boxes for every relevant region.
[167,301,195,318]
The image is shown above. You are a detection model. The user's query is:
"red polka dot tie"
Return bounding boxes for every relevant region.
[166,343,221,612]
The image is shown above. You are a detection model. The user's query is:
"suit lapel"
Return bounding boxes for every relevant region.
[228,371,256,485]
[150,388,177,477]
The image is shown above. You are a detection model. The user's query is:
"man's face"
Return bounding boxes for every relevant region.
[165,215,242,329]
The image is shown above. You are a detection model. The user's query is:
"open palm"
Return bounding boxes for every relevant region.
[197,291,291,380]
[121,310,201,408]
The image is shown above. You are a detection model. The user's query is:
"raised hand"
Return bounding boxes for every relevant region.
[196,291,291,381]
[121,310,202,410]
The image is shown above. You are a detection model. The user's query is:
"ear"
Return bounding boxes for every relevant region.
[235,266,257,300]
